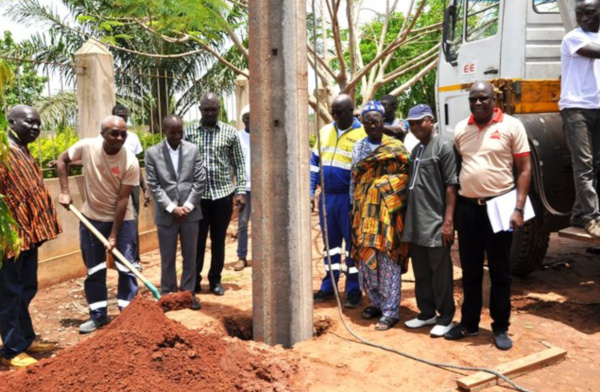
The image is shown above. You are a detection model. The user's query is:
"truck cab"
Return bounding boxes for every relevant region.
[436,0,578,274]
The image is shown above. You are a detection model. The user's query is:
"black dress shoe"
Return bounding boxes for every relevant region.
[210,283,225,296]
[190,295,201,311]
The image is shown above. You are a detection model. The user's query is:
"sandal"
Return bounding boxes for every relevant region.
[361,306,382,320]
[375,316,399,331]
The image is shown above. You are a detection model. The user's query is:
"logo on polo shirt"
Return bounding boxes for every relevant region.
[111,166,121,176]
[490,130,501,140]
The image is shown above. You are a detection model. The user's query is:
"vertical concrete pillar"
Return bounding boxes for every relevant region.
[249,0,313,346]
[235,71,250,130]
[75,39,116,138]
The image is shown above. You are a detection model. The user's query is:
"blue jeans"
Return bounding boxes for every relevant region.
[236,191,251,259]
[0,247,38,359]
[561,108,600,225]
[80,218,138,321]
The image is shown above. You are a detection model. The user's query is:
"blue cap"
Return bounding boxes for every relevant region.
[361,100,385,116]
[406,104,434,121]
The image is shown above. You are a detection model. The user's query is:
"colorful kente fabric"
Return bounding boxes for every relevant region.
[0,140,61,259]
[351,137,410,270]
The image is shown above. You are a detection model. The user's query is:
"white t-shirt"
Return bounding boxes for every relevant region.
[559,28,600,110]
[403,131,420,153]
[239,130,251,191]
[123,131,143,156]
[69,138,140,221]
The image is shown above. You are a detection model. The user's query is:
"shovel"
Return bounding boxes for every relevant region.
[68,204,161,300]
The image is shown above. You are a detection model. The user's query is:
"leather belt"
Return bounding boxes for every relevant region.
[461,196,492,206]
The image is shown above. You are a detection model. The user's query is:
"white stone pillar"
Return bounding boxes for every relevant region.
[75,40,116,138]
[235,71,250,130]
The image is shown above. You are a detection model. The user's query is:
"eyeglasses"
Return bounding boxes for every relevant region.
[107,130,128,139]
[468,96,491,104]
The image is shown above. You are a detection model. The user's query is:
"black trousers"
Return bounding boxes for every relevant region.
[409,244,455,326]
[195,193,234,289]
[456,199,513,333]
[0,247,38,359]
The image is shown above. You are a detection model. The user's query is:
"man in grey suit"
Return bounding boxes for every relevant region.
[145,115,206,309]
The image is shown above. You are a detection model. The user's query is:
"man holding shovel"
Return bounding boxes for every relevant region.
[57,115,140,334]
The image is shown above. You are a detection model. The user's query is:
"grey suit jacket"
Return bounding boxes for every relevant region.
[145,139,206,226]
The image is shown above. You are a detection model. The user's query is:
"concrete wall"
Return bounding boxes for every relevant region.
[37,170,158,289]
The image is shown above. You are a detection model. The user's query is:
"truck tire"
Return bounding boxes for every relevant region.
[509,212,550,276]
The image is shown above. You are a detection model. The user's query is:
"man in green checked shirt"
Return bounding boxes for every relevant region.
[185,93,247,296]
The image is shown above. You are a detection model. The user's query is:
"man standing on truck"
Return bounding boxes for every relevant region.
[444,81,531,351]
[559,0,600,237]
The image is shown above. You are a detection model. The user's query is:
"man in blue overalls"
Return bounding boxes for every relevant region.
[310,94,367,308]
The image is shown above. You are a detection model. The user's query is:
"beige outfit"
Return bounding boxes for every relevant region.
[454,110,530,198]
[68,138,140,221]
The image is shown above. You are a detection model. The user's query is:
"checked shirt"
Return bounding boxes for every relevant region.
[184,121,247,200]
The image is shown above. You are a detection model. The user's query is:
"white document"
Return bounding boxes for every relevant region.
[486,190,535,233]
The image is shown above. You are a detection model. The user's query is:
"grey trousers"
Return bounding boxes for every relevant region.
[157,220,200,294]
[409,243,455,326]
[561,108,600,225]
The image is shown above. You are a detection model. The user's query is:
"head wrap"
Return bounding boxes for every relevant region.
[361,100,385,116]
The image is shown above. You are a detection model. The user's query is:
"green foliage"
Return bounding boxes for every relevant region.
[30,127,80,178]
[360,1,445,115]
[0,31,47,107]
[0,58,20,265]
[0,192,21,266]
[137,131,163,164]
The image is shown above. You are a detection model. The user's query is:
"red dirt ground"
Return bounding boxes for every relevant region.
[158,291,194,312]
[0,297,297,392]
[0,213,599,391]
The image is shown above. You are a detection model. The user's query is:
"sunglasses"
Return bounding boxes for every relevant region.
[106,130,128,139]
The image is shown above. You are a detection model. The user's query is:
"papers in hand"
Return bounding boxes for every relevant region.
[486,190,535,233]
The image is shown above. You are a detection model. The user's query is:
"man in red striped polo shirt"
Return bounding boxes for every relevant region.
[0,105,62,368]
[444,82,531,351]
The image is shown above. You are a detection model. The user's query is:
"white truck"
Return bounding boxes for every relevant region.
[436,0,586,275]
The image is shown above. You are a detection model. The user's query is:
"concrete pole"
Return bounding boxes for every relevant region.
[248,0,313,346]
[235,70,250,130]
[74,39,116,138]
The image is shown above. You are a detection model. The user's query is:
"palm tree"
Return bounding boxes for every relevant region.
[5,0,246,132]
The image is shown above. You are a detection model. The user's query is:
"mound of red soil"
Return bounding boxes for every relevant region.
[0,298,298,392]
[157,291,194,312]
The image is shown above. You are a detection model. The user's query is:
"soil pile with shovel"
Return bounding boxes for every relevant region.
[0,297,298,392]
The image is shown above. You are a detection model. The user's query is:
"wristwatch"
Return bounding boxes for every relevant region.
[514,206,524,214]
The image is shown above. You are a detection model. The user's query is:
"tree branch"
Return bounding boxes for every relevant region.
[309,94,333,123]
[326,0,347,86]
[388,58,438,97]
[380,51,438,85]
